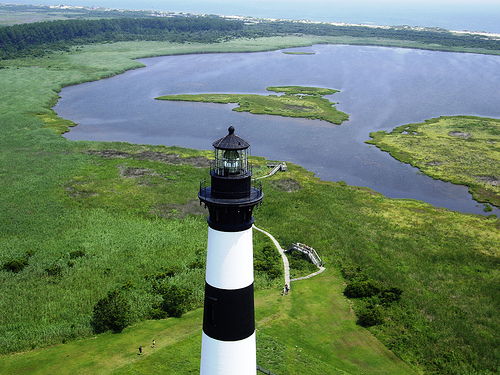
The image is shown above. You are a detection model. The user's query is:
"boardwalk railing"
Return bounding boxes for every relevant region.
[286,243,324,268]
[255,162,287,180]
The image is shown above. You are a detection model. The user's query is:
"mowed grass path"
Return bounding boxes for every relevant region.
[0,269,415,375]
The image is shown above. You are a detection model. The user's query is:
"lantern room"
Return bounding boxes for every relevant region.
[213,126,250,177]
[208,126,253,200]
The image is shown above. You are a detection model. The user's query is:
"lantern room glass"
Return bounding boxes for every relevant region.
[214,148,248,176]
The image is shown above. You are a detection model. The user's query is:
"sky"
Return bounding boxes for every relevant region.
[4,1,500,33]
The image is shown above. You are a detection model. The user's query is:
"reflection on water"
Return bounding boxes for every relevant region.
[56,45,500,216]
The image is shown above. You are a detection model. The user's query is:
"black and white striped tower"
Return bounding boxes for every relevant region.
[198,126,263,374]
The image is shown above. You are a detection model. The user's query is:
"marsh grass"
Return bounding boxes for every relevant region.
[282,51,316,55]
[156,86,349,125]
[256,168,500,374]
[0,38,499,374]
[367,116,500,207]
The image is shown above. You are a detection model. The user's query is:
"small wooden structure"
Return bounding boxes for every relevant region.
[266,162,287,176]
[285,243,324,268]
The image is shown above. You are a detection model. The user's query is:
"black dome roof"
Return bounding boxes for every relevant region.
[212,126,250,150]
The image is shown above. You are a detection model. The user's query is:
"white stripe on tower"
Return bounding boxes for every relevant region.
[205,228,253,289]
[200,227,256,375]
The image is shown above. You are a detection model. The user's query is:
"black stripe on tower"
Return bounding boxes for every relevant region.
[199,170,263,232]
[202,283,255,341]
[206,202,256,232]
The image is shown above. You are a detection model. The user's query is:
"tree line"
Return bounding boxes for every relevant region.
[2,14,499,60]
[253,20,500,52]
[0,17,245,59]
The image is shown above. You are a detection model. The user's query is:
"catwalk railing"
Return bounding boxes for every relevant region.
[285,243,324,268]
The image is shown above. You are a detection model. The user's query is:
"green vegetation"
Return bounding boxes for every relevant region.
[254,20,500,55]
[2,256,29,273]
[156,86,349,125]
[0,14,499,374]
[342,266,403,327]
[367,116,500,208]
[92,290,132,333]
[267,86,338,96]
[0,274,416,375]
[0,16,245,59]
[3,3,500,61]
[282,51,316,55]
[287,250,319,278]
[254,244,283,280]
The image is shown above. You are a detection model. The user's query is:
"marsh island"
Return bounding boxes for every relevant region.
[156,86,349,125]
[367,116,500,208]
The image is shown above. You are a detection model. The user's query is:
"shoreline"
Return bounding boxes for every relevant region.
[48,39,499,216]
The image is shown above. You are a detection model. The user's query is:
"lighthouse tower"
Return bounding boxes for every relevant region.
[198,126,263,374]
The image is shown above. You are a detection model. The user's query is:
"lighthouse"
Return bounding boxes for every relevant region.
[198,126,263,374]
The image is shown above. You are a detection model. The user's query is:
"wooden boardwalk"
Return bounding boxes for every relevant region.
[290,266,325,282]
[286,243,324,268]
[253,225,325,290]
[254,162,287,180]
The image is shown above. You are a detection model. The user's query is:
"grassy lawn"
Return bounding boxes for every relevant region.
[255,270,416,375]
[0,38,499,374]
[156,86,349,125]
[367,116,500,208]
[0,270,415,375]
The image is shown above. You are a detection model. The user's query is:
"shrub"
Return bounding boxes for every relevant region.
[69,249,85,259]
[483,204,493,212]
[287,249,316,275]
[159,284,191,318]
[150,307,167,320]
[44,263,63,277]
[344,279,382,298]
[121,280,135,290]
[340,265,369,282]
[379,287,403,305]
[254,244,283,279]
[357,306,384,327]
[2,258,28,273]
[145,265,183,283]
[92,290,131,333]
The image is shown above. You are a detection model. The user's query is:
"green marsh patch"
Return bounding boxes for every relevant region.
[156,86,349,125]
[282,51,316,55]
[367,116,500,208]
[63,149,211,217]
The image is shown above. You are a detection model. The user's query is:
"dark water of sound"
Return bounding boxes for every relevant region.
[56,44,500,216]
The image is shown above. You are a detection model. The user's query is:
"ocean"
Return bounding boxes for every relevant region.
[7,0,500,34]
